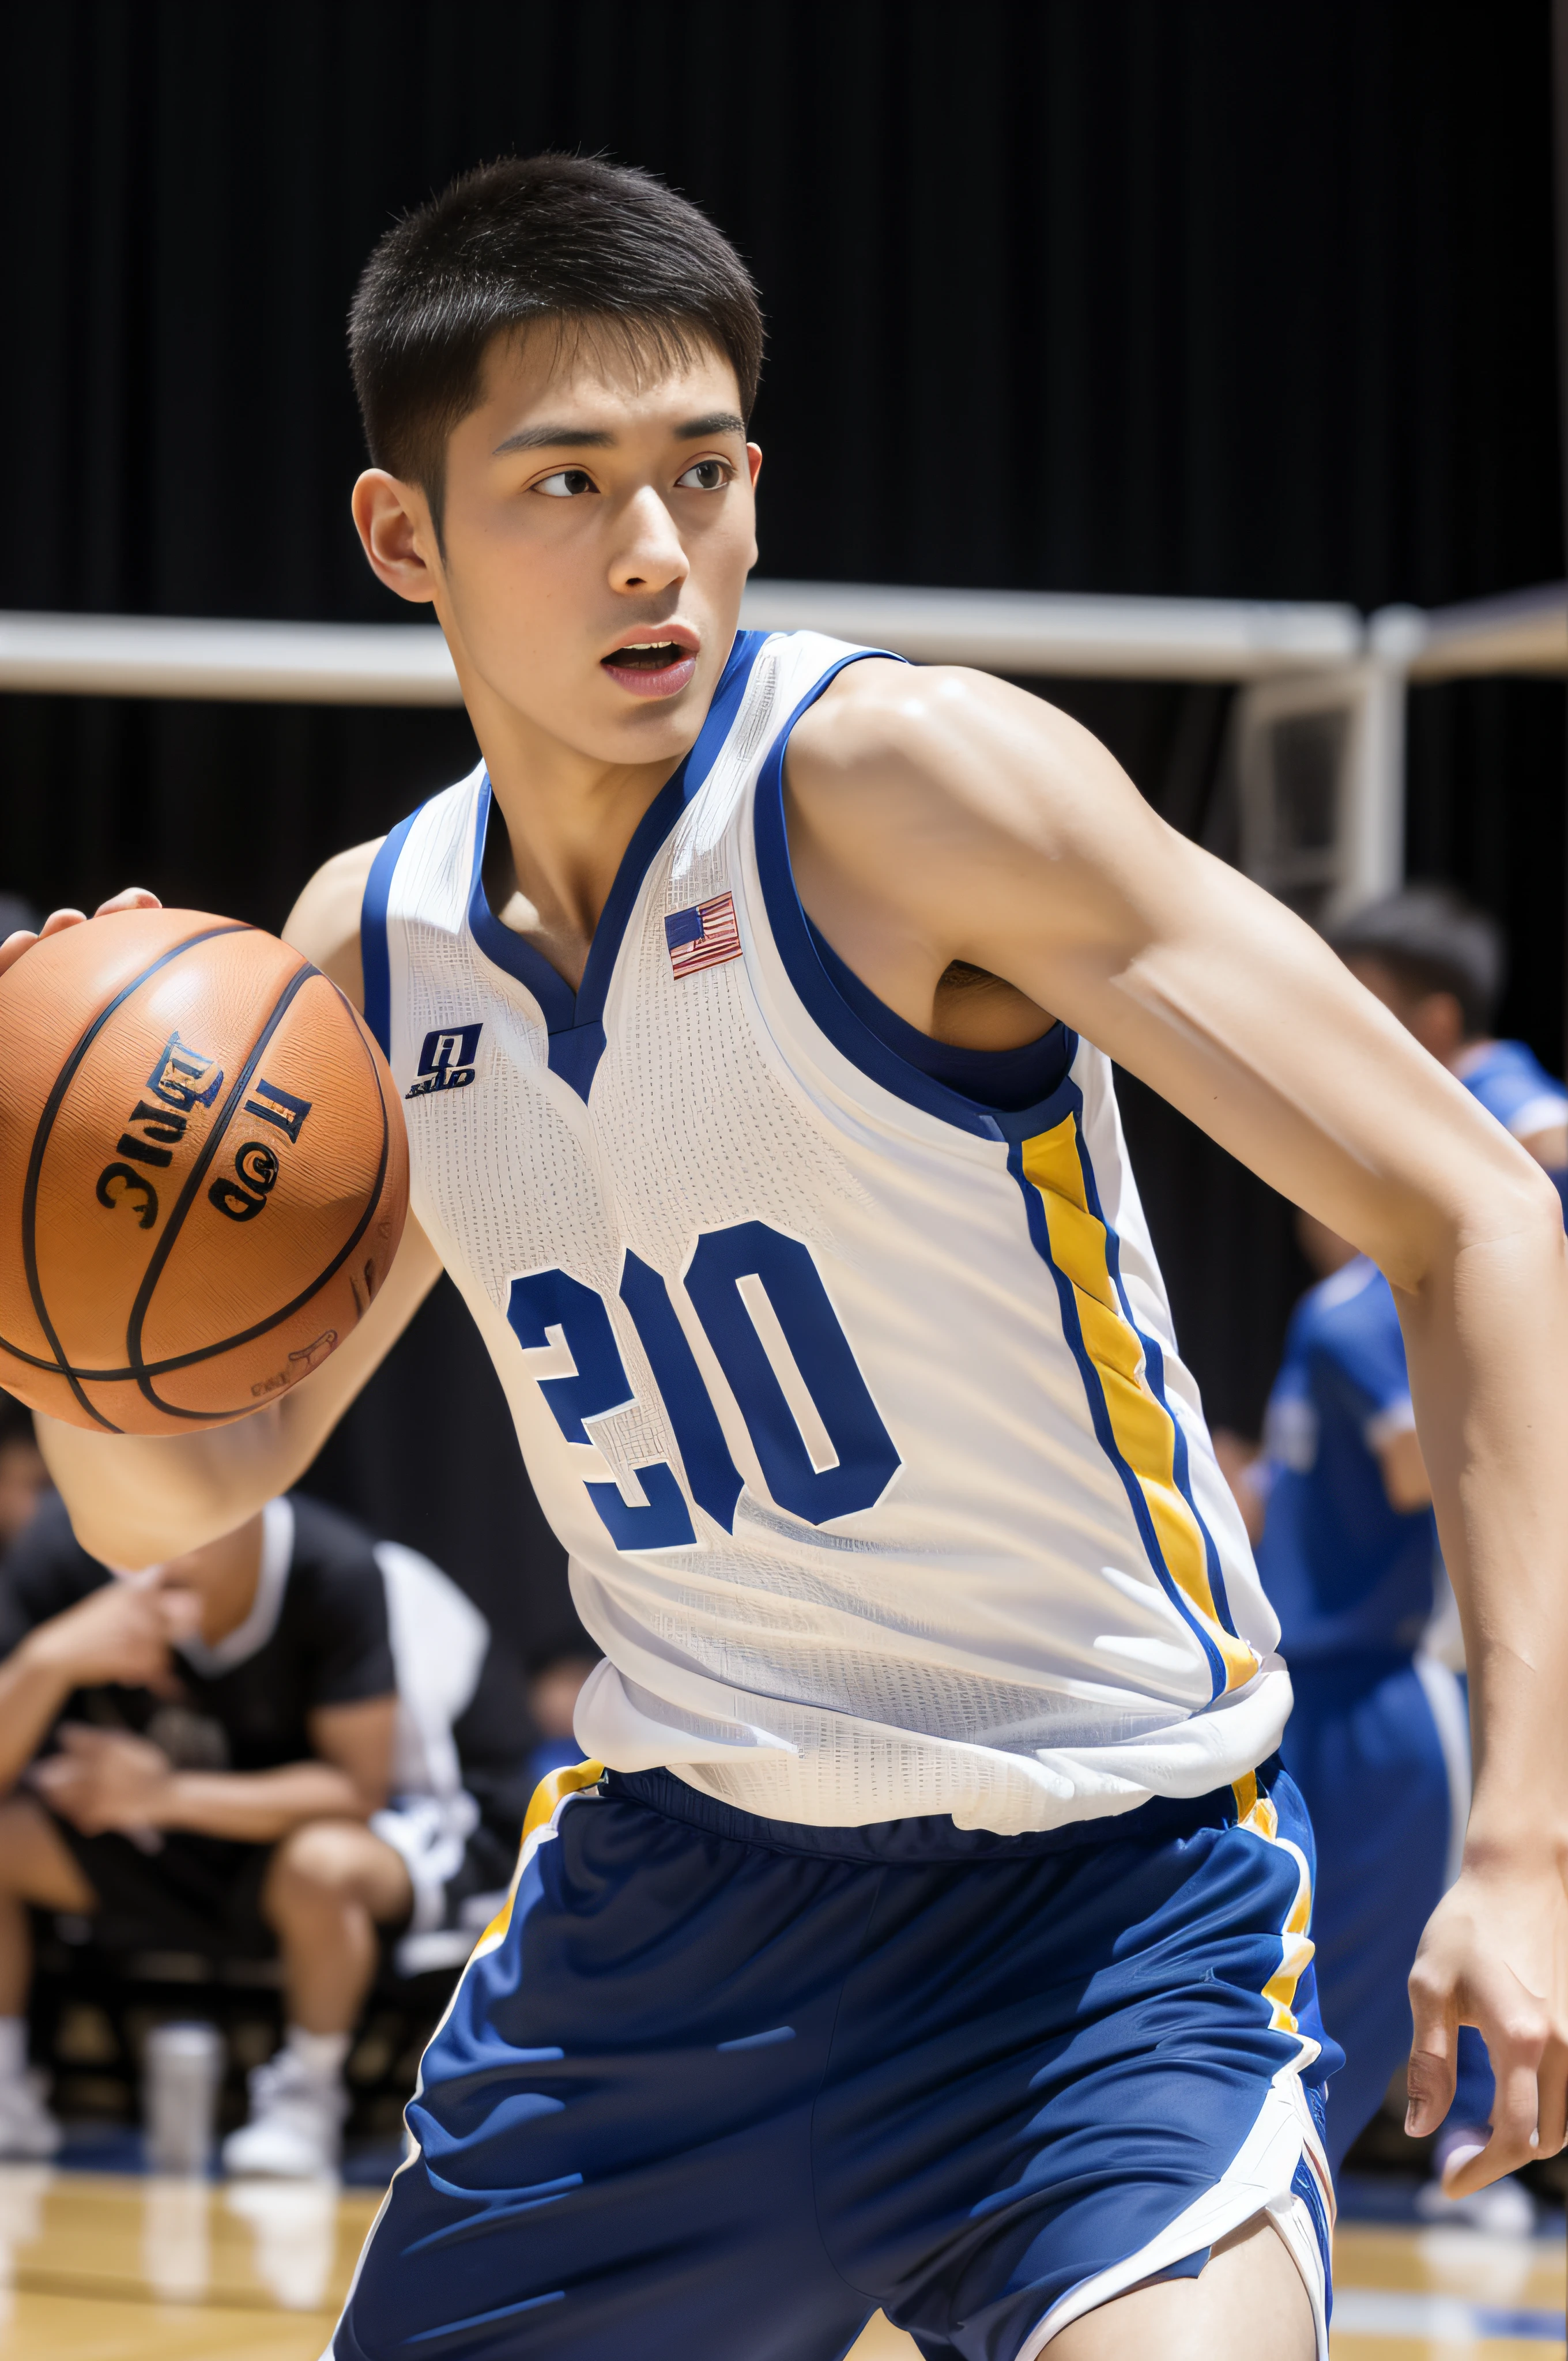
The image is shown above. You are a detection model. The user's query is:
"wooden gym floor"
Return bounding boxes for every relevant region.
[0,2166,1561,2359]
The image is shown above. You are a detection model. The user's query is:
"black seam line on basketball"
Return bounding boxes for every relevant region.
[17,922,252,1432]
[123,959,318,1402]
[127,974,394,1414]
[128,986,394,1415]
[6,985,394,1391]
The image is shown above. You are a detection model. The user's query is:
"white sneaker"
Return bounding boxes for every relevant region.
[221,2049,346,2179]
[0,2072,63,2161]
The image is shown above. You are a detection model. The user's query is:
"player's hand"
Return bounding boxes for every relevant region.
[23,1567,201,1691]
[0,887,161,979]
[1407,1849,1568,2193]
[30,1723,176,1835]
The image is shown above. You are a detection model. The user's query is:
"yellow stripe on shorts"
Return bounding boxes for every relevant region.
[1020,1115,1258,1692]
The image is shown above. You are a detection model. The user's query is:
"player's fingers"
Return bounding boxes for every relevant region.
[1446,1993,1552,2192]
[36,907,89,937]
[1405,1959,1458,2138]
[1529,2026,1568,2161]
[93,887,160,917]
[0,927,39,977]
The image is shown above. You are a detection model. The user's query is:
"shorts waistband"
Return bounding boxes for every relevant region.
[602,1758,1284,1865]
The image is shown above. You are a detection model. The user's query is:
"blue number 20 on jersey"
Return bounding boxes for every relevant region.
[504,1220,901,1549]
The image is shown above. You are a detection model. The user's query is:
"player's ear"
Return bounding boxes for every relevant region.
[745,442,763,489]
[351,469,441,605]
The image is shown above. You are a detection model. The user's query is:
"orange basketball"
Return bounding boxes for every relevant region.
[0,907,409,1435]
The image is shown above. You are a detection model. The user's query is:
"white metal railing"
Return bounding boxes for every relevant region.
[1,580,1561,921]
[0,583,1366,703]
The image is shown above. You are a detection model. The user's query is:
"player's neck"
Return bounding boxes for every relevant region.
[184,1517,265,1647]
[475,702,687,994]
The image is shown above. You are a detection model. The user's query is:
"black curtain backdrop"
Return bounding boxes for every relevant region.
[2,2,1562,1649]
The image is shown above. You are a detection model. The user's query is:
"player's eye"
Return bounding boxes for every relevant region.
[675,459,729,492]
[534,468,598,499]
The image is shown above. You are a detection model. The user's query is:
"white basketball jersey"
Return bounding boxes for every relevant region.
[363,630,1289,1835]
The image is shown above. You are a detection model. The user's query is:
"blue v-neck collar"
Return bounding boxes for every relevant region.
[466,629,769,1100]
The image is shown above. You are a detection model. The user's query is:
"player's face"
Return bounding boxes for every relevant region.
[356,327,761,775]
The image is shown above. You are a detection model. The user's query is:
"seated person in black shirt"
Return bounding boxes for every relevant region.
[0,1492,411,2176]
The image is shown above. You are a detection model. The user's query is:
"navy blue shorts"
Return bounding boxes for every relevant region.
[331,1760,1337,2361]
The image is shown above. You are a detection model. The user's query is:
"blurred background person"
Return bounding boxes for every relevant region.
[1230,884,1561,2228]
[1333,885,1568,1185]
[0,1490,552,2176]
[0,1496,402,2174]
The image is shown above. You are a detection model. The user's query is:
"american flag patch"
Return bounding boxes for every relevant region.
[665,892,742,979]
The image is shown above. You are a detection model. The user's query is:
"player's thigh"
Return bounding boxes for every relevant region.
[0,1796,97,1910]
[262,1818,413,1923]
[1050,2214,1314,2361]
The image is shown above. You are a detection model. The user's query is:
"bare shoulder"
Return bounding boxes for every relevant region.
[786,657,1154,868]
[281,838,384,1009]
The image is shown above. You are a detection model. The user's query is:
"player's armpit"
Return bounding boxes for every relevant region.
[36,1212,444,1568]
[282,836,386,1008]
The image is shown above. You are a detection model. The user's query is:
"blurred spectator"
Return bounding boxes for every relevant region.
[1333,885,1568,1176]
[1231,882,1558,2231]
[0,1493,547,2175]
[0,1397,48,1556]
[0,1497,401,2174]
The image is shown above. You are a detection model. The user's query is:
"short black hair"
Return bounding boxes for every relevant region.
[348,154,763,534]
[1330,884,1506,1038]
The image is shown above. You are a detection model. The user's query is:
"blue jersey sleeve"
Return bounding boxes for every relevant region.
[1459,1039,1568,1144]
[1301,1264,1412,1445]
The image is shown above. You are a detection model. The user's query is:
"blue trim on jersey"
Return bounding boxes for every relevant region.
[464,631,772,1103]
[806,917,1074,1112]
[754,657,1085,1141]
[360,810,420,1058]
[1005,1091,1237,1699]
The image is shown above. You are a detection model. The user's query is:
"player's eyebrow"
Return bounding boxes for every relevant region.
[674,412,746,439]
[492,412,746,455]
[492,423,616,455]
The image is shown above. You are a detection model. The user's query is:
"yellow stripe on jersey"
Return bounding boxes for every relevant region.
[1020,1115,1258,1692]
[474,1759,606,1958]
[1232,1771,1317,2038]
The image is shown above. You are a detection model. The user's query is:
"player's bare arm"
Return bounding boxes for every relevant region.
[790,655,1568,2190]
[21,848,443,1566]
[30,1693,395,1843]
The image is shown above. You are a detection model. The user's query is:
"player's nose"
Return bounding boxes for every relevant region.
[609,485,689,597]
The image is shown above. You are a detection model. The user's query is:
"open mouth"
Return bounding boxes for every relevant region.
[601,639,699,699]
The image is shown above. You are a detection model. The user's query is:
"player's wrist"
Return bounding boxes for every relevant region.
[1457,1808,1568,1876]
[14,1624,84,1689]
[138,1767,183,1829]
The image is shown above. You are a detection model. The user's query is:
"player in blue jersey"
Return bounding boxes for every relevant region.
[8,159,1568,2360]
[1247,887,1564,2215]
[1333,885,1568,1187]
[1248,1221,1510,2209]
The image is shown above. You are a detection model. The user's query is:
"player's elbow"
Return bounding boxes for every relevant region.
[1423,1141,1566,1281]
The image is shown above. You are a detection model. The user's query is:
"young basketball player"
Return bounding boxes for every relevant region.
[7,156,1568,2359]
